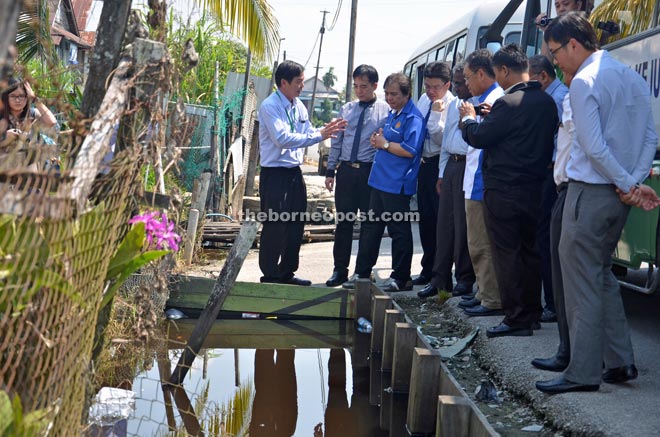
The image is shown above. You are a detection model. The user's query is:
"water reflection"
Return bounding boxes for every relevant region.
[127,345,386,436]
[249,349,298,436]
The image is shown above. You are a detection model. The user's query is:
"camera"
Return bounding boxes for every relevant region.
[538,16,552,27]
[597,21,620,34]
[474,105,485,116]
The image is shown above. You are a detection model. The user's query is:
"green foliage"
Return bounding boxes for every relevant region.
[317,99,334,124]
[24,57,84,109]
[0,391,52,436]
[16,0,57,64]
[322,67,337,89]
[103,222,169,308]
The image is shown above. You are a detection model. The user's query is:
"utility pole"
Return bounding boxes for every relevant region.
[309,10,329,119]
[345,0,358,102]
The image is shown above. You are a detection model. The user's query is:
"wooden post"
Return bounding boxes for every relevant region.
[406,348,442,435]
[436,396,472,437]
[380,309,404,430]
[191,171,211,214]
[355,278,372,320]
[183,208,199,265]
[391,322,418,394]
[170,221,259,385]
[369,295,392,406]
[244,120,260,197]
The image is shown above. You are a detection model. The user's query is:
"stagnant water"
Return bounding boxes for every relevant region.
[124,324,389,436]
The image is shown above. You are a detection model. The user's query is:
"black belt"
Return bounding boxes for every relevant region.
[556,182,568,192]
[450,154,466,162]
[340,160,372,169]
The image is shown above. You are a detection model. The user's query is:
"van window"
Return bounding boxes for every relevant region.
[453,35,467,66]
[505,31,521,45]
[444,40,456,62]
[417,63,426,99]
[436,46,446,62]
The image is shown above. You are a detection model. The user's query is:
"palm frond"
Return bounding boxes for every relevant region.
[16,0,56,65]
[590,0,656,43]
[195,0,280,62]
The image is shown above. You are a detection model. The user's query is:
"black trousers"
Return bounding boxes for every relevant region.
[355,188,413,282]
[537,168,557,312]
[431,158,475,289]
[332,163,372,274]
[259,166,306,280]
[550,185,570,361]
[416,155,440,277]
[483,186,543,328]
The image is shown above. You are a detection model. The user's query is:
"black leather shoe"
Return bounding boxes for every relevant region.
[486,322,533,338]
[602,364,638,384]
[532,321,541,330]
[464,305,504,317]
[281,276,312,286]
[260,276,279,283]
[461,292,477,301]
[458,297,481,308]
[326,271,349,287]
[531,356,569,372]
[381,277,413,292]
[536,376,599,394]
[412,274,431,286]
[417,283,438,298]
[452,282,474,297]
[540,309,557,323]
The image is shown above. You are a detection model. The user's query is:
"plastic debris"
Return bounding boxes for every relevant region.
[521,424,544,432]
[438,329,478,360]
[475,379,501,404]
[88,387,136,426]
[165,308,186,320]
[357,317,373,333]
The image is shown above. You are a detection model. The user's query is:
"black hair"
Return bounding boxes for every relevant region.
[529,54,557,78]
[465,49,495,78]
[423,61,451,83]
[275,60,304,88]
[384,73,412,97]
[353,64,379,84]
[544,12,598,52]
[492,43,528,74]
[0,78,29,122]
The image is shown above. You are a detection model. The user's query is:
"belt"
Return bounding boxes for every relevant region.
[421,155,440,164]
[548,161,555,169]
[340,160,372,169]
[556,181,568,192]
[450,154,466,162]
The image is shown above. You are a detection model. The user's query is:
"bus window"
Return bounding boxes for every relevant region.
[410,61,418,99]
[417,63,426,99]
[453,34,467,66]
[505,31,521,45]
[436,46,446,62]
[444,40,456,62]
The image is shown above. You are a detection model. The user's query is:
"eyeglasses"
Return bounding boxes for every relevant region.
[549,41,569,59]
[452,80,466,86]
[9,94,27,101]
[424,82,447,91]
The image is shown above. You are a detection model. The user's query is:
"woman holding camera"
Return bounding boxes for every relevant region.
[0,78,57,148]
[536,0,593,60]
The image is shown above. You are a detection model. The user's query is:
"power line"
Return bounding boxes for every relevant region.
[327,0,343,31]
[303,31,321,68]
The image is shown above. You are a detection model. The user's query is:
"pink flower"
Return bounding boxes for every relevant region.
[129,211,181,251]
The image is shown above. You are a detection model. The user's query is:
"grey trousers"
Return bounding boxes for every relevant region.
[559,182,635,385]
[550,187,570,361]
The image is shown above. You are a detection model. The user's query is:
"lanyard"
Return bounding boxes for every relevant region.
[276,90,297,133]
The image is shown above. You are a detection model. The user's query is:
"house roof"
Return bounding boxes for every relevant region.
[300,77,340,102]
[48,0,92,48]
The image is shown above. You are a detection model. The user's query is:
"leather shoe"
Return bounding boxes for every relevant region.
[486,322,533,338]
[602,364,638,384]
[412,274,431,286]
[458,297,481,308]
[325,271,348,287]
[464,305,504,317]
[536,376,599,394]
[280,276,312,286]
[417,283,438,298]
[381,277,413,292]
[452,282,474,297]
[531,356,568,372]
[532,321,541,330]
[540,308,557,323]
[461,292,477,300]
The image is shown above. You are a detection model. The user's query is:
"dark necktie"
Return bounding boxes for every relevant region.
[424,102,432,143]
[350,98,376,163]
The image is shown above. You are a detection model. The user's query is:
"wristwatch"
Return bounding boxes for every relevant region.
[383,142,390,150]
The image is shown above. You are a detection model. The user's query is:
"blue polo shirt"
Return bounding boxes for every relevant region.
[368,98,424,195]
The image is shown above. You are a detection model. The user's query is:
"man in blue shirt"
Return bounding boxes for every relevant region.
[528,55,569,325]
[537,13,659,394]
[258,60,346,286]
[324,65,390,287]
[343,73,424,292]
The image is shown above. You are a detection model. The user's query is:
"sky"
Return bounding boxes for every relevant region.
[156,0,487,96]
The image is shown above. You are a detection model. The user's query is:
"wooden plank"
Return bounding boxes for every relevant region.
[391,322,417,394]
[167,319,353,349]
[407,348,441,435]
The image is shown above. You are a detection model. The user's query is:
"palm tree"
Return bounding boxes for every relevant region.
[323,66,337,88]
[195,0,280,62]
